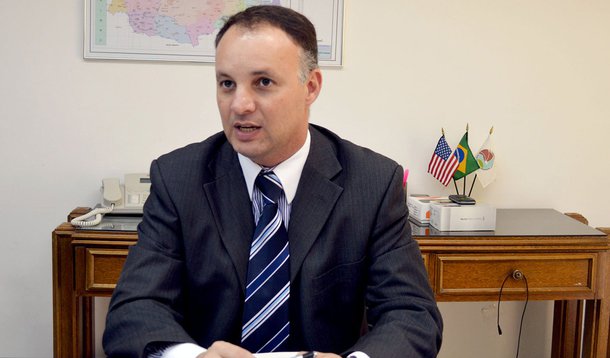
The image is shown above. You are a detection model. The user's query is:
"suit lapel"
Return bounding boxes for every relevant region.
[288,127,343,281]
[202,128,344,289]
[203,143,254,295]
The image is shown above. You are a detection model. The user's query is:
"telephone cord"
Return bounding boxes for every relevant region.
[70,204,115,227]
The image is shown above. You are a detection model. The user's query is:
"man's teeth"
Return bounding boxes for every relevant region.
[239,126,257,132]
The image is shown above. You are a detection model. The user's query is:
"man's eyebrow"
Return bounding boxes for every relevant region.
[251,70,274,77]
[215,69,275,80]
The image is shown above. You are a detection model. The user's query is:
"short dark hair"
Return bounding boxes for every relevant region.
[215,5,318,78]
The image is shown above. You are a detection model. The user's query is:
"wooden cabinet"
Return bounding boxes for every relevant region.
[53,208,610,358]
[413,209,610,357]
[52,209,138,358]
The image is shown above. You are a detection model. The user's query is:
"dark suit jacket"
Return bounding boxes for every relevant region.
[103,125,442,358]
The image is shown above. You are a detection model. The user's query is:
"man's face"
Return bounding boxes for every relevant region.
[215,24,322,167]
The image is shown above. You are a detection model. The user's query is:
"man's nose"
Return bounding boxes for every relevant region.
[231,88,255,114]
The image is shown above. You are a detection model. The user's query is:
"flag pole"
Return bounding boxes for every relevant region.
[463,176,466,196]
[463,123,469,196]
[453,179,459,195]
[466,126,492,197]
[468,174,477,197]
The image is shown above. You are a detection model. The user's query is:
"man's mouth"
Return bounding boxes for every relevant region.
[236,124,260,133]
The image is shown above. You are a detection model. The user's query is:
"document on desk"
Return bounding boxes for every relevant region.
[254,353,298,358]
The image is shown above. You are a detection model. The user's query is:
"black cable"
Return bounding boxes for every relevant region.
[497,274,510,335]
[497,271,529,358]
[515,276,529,358]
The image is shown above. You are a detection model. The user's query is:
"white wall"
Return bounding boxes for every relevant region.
[1,1,609,357]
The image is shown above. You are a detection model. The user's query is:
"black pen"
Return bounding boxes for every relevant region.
[290,352,317,358]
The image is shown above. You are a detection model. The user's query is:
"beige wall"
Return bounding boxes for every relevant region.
[1,1,609,357]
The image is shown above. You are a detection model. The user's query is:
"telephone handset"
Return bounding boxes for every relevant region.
[102,178,123,207]
[102,174,151,213]
[71,173,151,227]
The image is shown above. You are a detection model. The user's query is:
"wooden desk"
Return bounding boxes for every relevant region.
[52,208,609,358]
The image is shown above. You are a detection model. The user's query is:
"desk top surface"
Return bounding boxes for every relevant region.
[411,208,605,237]
[78,208,604,238]
[76,214,142,232]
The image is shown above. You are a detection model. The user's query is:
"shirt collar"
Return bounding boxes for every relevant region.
[238,130,311,204]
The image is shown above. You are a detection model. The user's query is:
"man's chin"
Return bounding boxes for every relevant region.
[234,146,265,164]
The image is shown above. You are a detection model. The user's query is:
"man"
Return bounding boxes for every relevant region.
[103,5,442,358]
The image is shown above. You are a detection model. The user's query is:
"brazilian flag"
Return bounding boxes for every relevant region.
[453,132,480,180]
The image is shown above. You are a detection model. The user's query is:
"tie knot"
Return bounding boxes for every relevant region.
[255,171,283,204]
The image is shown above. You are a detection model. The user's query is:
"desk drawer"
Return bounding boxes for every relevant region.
[79,248,129,293]
[435,253,596,299]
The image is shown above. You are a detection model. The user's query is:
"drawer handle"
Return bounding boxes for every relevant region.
[512,269,524,281]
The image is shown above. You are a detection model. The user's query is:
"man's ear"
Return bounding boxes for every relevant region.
[305,69,322,105]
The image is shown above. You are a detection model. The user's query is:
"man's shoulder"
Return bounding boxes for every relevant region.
[310,124,399,171]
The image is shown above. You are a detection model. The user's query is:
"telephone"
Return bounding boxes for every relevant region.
[71,173,151,227]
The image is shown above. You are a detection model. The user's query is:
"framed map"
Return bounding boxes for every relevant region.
[84,0,344,66]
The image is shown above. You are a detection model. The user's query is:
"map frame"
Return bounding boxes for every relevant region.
[83,0,344,67]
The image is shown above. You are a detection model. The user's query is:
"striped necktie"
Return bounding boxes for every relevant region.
[241,170,290,352]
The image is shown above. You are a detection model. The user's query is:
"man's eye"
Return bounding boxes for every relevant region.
[258,78,272,87]
[220,80,234,89]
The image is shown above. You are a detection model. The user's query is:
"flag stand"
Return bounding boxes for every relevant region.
[453,175,477,197]
[449,175,476,205]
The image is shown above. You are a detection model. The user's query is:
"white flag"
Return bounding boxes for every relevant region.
[475,132,496,188]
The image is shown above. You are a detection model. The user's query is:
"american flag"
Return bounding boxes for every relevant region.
[428,135,459,186]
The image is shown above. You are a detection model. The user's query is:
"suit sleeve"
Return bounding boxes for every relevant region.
[102,160,196,358]
[349,165,443,357]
